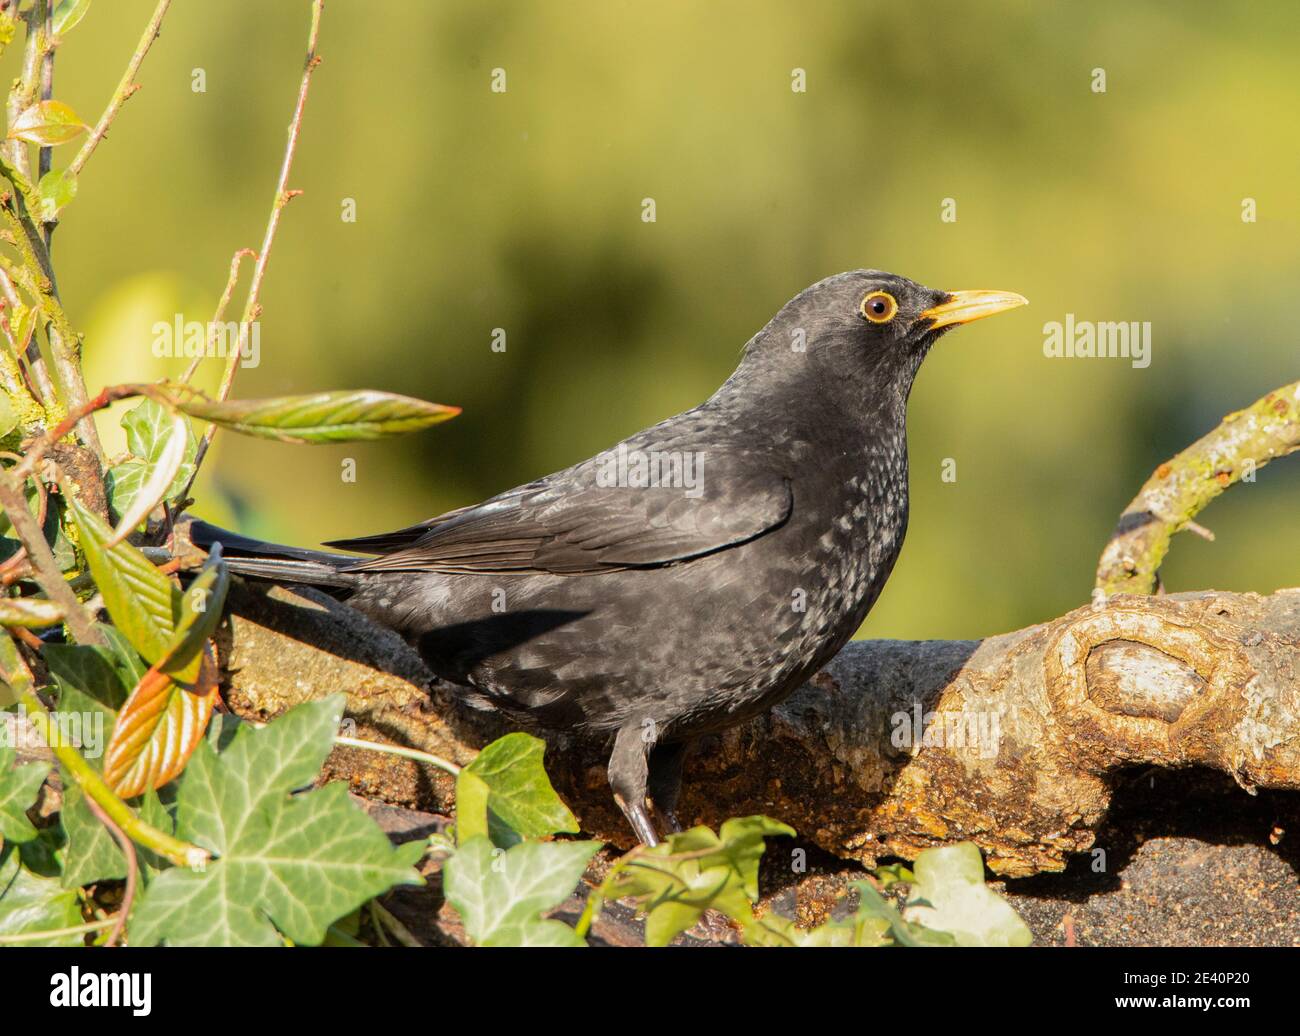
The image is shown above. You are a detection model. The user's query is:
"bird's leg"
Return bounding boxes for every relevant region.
[608,722,659,847]
[647,740,689,835]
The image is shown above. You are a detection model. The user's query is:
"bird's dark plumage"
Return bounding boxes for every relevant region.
[195,270,1026,844]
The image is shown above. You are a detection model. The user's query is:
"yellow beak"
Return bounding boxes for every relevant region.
[920,289,1028,330]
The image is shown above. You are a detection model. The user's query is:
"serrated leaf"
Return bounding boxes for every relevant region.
[8,100,86,146]
[165,387,460,443]
[0,844,82,945]
[443,836,599,946]
[52,0,92,36]
[129,696,424,946]
[903,842,1032,947]
[0,597,64,628]
[597,815,793,946]
[0,744,48,843]
[102,647,218,799]
[462,732,577,842]
[34,168,77,222]
[71,496,177,662]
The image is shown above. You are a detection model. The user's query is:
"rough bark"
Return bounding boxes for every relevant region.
[218,579,1300,878]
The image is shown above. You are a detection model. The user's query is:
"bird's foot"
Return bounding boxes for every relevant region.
[614,794,660,847]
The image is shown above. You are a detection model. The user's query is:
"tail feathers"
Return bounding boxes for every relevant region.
[189,519,361,589]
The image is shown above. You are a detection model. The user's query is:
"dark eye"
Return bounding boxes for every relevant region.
[860,290,898,324]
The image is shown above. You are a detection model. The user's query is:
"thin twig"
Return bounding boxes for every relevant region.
[180,248,256,385]
[334,734,461,777]
[67,0,173,178]
[0,917,117,944]
[190,0,325,478]
[83,794,138,947]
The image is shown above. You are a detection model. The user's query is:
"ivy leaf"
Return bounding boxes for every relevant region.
[851,878,954,946]
[597,815,793,946]
[59,777,173,889]
[52,0,92,36]
[443,836,600,947]
[8,100,87,146]
[34,168,77,222]
[71,496,177,663]
[453,769,490,846]
[129,696,424,946]
[108,398,197,526]
[163,387,460,443]
[0,844,82,946]
[462,732,578,843]
[0,744,48,843]
[903,842,1032,946]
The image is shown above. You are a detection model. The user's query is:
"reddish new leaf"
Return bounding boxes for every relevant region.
[103,645,218,798]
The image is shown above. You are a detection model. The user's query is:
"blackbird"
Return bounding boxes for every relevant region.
[196,270,1026,844]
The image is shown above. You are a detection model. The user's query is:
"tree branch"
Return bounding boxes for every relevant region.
[1096,380,1300,596]
[67,0,173,178]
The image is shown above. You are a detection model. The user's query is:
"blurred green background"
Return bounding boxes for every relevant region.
[18,0,1300,640]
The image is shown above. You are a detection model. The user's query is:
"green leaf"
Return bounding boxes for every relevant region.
[0,844,82,946]
[109,398,198,525]
[0,744,48,843]
[166,387,460,444]
[0,596,64,628]
[58,779,125,888]
[462,732,578,843]
[903,842,1032,947]
[52,0,92,36]
[129,696,424,946]
[44,632,139,713]
[34,168,77,222]
[8,100,87,147]
[158,546,227,682]
[454,769,490,846]
[443,836,600,946]
[71,496,177,663]
[851,879,954,946]
[597,815,793,946]
[60,779,173,890]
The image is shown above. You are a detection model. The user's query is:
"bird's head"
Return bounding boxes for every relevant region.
[733,270,1027,411]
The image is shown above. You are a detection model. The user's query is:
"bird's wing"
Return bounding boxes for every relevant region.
[335,452,792,576]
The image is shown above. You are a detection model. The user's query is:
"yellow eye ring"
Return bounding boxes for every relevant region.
[860,291,898,323]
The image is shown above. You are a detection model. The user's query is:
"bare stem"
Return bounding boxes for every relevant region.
[0,464,99,643]
[190,0,325,478]
[83,794,138,947]
[67,0,173,178]
[180,248,256,385]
